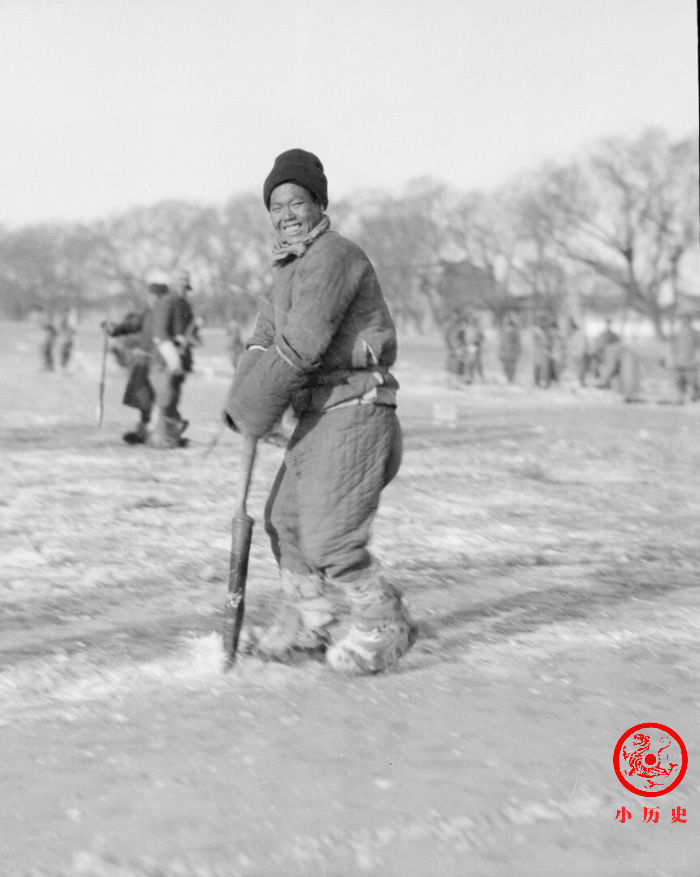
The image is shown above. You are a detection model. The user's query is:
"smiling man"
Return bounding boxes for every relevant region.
[268,182,321,241]
[223,148,416,674]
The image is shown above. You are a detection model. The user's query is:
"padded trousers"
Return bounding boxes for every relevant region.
[264,403,402,582]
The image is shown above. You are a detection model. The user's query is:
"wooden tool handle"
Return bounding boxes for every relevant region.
[236,434,258,518]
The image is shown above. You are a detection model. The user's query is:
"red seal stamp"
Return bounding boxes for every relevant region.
[613,723,688,797]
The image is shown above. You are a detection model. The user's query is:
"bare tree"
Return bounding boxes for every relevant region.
[0,223,112,319]
[351,181,446,331]
[2,127,695,338]
[528,129,700,336]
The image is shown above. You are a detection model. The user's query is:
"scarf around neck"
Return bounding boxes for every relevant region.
[271,215,331,264]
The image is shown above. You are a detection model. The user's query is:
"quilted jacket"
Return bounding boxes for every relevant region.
[225,227,399,438]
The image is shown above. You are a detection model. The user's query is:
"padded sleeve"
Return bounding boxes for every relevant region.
[223,345,306,438]
[246,296,275,350]
[274,245,366,372]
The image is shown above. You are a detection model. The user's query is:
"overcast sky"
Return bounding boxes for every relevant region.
[1,0,697,226]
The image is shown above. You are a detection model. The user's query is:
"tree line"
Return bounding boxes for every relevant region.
[1,127,697,338]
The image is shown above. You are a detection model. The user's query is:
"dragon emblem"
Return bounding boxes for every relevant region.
[622,732,679,790]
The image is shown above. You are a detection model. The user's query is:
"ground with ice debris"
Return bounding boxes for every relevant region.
[1,320,699,877]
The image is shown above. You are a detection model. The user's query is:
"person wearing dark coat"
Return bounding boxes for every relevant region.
[57,309,77,371]
[169,268,201,431]
[593,319,621,383]
[170,268,200,371]
[223,148,416,674]
[106,307,153,442]
[39,319,57,371]
[668,314,699,404]
[498,314,521,383]
[532,318,552,387]
[445,317,468,386]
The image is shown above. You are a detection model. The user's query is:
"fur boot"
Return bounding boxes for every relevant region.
[146,414,187,450]
[326,564,416,674]
[122,421,149,444]
[254,570,336,661]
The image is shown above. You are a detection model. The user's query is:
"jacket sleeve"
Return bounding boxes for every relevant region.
[223,346,305,438]
[246,296,275,350]
[151,295,176,342]
[109,311,144,337]
[222,347,265,432]
[274,244,366,371]
[224,244,366,438]
[173,298,194,339]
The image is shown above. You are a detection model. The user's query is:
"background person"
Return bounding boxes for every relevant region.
[445,315,469,387]
[668,313,699,404]
[567,318,589,386]
[469,313,485,382]
[532,316,553,388]
[169,267,201,434]
[498,314,521,384]
[592,318,621,383]
[57,308,78,373]
[548,318,565,384]
[105,296,156,444]
[39,316,57,372]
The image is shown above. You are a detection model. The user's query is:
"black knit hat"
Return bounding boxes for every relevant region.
[263,149,328,210]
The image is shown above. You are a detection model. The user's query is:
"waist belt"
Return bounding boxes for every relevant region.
[293,384,397,415]
[323,385,397,412]
[310,365,389,384]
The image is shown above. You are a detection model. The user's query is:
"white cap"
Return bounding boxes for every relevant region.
[146,269,170,286]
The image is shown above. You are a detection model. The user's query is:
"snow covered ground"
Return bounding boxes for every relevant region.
[1,322,699,876]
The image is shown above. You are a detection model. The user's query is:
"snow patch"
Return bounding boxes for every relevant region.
[0,631,324,723]
[182,630,227,676]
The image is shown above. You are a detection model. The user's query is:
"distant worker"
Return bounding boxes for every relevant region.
[171,268,201,366]
[58,308,78,372]
[170,268,201,433]
[469,314,486,382]
[103,299,154,444]
[567,319,589,387]
[593,319,621,383]
[532,316,555,388]
[549,319,565,384]
[39,317,57,372]
[445,314,468,388]
[596,338,643,402]
[617,345,642,403]
[668,313,699,404]
[498,314,521,383]
[445,312,483,386]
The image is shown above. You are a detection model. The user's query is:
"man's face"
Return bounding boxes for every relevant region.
[268,183,323,242]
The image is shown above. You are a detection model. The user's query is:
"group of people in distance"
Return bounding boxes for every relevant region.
[445,312,485,387]
[446,311,699,404]
[103,268,199,449]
